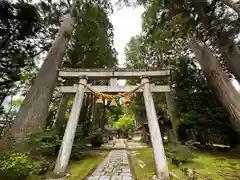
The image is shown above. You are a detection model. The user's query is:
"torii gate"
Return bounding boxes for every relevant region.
[53,68,171,179]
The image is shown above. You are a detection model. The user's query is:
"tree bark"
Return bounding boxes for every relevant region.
[189,38,240,135]
[158,50,179,142]
[1,14,75,150]
[195,6,240,83]
[55,94,72,132]
[90,95,96,129]
[222,0,240,17]
[219,40,240,82]
[165,92,179,142]
[79,93,88,124]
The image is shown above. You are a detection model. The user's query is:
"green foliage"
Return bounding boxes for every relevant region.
[0,152,52,179]
[182,168,199,180]
[106,106,123,125]
[71,137,88,160]
[0,0,41,110]
[30,158,51,176]
[58,1,118,137]
[27,130,61,156]
[123,0,237,144]
[88,129,104,147]
[0,152,33,180]
[12,99,23,107]
[173,57,236,144]
[165,142,196,166]
[65,1,117,69]
[27,129,88,159]
[113,114,135,133]
[0,0,69,119]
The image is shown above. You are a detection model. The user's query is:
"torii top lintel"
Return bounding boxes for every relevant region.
[58,68,170,80]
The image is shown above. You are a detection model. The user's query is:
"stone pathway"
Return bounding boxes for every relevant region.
[88,139,133,180]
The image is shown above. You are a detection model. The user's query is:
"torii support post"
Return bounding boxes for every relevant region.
[141,77,170,179]
[53,76,87,176]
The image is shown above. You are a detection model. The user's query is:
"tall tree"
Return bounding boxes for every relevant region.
[55,0,117,131]
[189,38,240,136]
[120,0,240,82]
[1,0,75,150]
[0,0,41,109]
[125,35,179,141]
[121,0,239,141]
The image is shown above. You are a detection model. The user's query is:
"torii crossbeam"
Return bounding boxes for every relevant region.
[58,68,170,80]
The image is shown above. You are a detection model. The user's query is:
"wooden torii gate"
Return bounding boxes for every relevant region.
[53,68,171,179]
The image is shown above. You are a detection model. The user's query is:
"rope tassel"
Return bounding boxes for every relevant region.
[96,96,104,104]
[109,98,118,107]
[124,95,131,104]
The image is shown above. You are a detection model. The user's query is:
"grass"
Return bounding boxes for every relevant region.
[27,149,109,180]
[129,147,240,180]
[66,150,108,180]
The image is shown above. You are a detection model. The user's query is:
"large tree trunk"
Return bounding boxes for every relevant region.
[90,96,97,129]
[165,92,179,142]
[158,51,179,141]
[189,38,240,135]
[79,93,88,123]
[195,6,240,83]
[219,39,240,82]
[1,14,75,150]
[55,94,72,132]
[0,88,10,107]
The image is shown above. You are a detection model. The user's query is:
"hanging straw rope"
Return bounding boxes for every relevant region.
[77,81,149,100]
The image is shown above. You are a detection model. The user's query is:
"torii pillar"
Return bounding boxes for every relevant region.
[141,76,170,179]
[53,76,87,176]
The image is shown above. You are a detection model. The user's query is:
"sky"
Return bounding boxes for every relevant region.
[110,2,144,67]
[110,1,144,85]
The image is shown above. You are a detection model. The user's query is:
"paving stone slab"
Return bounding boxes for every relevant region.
[99,176,111,180]
[120,173,132,176]
[88,176,100,180]
[105,168,113,173]
[111,176,122,180]
[122,169,131,173]
[113,169,122,173]
[105,172,118,176]
[93,172,105,176]
[95,168,105,172]
[122,176,133,180]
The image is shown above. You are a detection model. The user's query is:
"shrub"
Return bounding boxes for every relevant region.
[0,152,33,180]
[30,157,55,175]
[139,138,145,143]
[165,142,196,166]
[71,138,88,160]
[27,129,61,157]
[28,129,90,160]
[88,129,104,147]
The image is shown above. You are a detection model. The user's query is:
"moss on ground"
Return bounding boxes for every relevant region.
[66,151,108,180]
[130,148,240,180]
